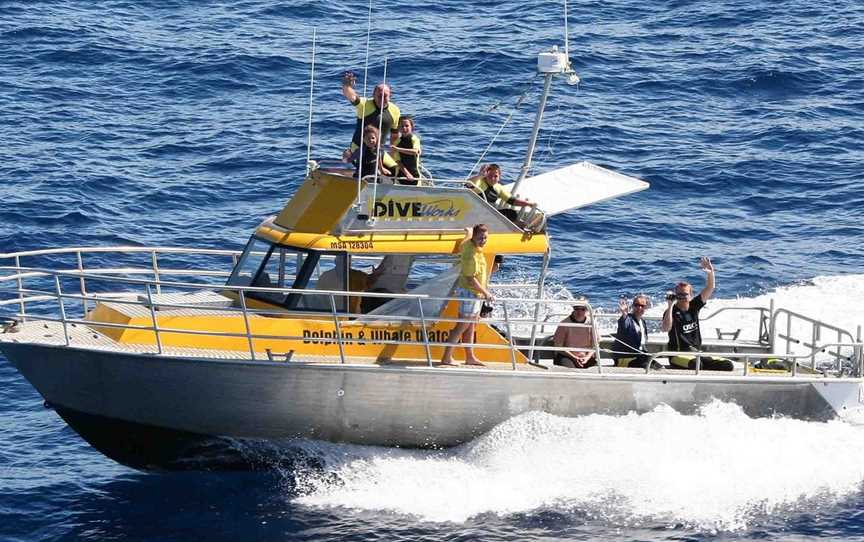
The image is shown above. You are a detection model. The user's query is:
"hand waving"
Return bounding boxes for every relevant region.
[618,297,629,316]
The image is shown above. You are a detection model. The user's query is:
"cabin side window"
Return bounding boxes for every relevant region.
[293,253,348,312]
[226,238,273,288]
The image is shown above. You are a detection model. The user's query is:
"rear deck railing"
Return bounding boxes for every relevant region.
[1,247,862,377]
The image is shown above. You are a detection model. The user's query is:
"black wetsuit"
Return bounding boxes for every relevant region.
[351,144,397,180]
[353,144,379,180]
[393,133,421,183]
[667,295,732,371]
[351,98,400,149]
[668,295,705,352]
[472,178,520,223]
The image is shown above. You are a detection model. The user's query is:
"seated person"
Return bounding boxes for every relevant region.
[552,300,597,368]
[367,254,411,293]
[661,257,733,371]
[347,125,398,181]
[391,116,422,185]
[316,263,383,314]
[360,287,393,314]
[467,164,543,230]
[614,295,662,370]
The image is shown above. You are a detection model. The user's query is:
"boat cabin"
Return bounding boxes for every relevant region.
[223,168,550,317]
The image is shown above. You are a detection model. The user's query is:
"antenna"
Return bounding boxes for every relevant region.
[563,0,579,85]
[367,57,388,226]
[510,1,580,195]
[305,27,317,177]
[563,0,569,61]
[355,0,374,208]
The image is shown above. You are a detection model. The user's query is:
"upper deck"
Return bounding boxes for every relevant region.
[257,168,550,255]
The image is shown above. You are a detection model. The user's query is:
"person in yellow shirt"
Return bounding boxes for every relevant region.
[440,224,495,367]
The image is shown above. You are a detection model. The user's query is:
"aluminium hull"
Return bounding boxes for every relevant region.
[2,342,862,469]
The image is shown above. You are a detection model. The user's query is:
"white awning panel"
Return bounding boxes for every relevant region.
[502,161,650,216]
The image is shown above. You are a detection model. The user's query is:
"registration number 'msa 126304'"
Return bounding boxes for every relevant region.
[329,240,374,250]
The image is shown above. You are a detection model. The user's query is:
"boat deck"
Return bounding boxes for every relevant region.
[0,320,806,378]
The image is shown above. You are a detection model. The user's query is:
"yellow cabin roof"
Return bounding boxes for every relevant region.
[264,169,549,255]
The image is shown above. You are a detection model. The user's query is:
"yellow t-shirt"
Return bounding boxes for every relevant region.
[457,241,487,297]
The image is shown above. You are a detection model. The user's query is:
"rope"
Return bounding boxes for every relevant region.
[535,102,563,173]
[465,76,537,180]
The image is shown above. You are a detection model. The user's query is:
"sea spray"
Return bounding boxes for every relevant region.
[288,401,864,531]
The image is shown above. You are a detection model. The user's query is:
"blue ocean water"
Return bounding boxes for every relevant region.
[2,0,864,540]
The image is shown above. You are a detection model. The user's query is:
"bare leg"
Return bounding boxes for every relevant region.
[462,319,485,366]
[440,320,471,366]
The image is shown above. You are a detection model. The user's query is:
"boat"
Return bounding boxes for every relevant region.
[2,46,863,470]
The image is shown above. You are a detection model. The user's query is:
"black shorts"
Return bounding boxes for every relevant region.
[669,355,734,371]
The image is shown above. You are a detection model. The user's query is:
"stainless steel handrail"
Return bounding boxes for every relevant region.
[771,308,857,374]
[0,246,243,259]
[7,304,862,377]
[4,252,862,377]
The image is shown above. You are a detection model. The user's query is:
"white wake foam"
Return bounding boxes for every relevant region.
[291,401,864,530]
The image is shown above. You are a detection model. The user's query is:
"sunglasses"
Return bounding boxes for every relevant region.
[573,307,587,311]
[675,293,690,299]
[633,303,647,308]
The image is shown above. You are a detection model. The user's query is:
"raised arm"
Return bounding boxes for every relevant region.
[661,296,674,332]
[341,71,359,104]
[618,297,629,318]
[698,256,715,301]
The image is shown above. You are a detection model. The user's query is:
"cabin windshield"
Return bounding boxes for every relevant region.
[226,238,276,288]
[226,237,317,307]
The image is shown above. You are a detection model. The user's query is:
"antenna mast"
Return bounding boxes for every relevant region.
[511,0,579,195]
[366,57,388,225]
[355,0,374,208]
[305,28,317,176]
[564,0,570,60]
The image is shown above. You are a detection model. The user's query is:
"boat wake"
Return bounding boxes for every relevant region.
[283,400,864,531]
[702,274,864,340]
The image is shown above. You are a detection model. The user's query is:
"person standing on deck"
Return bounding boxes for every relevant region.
[661,257,733,371]
[341,71,401,160]
[440,224,494,367]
